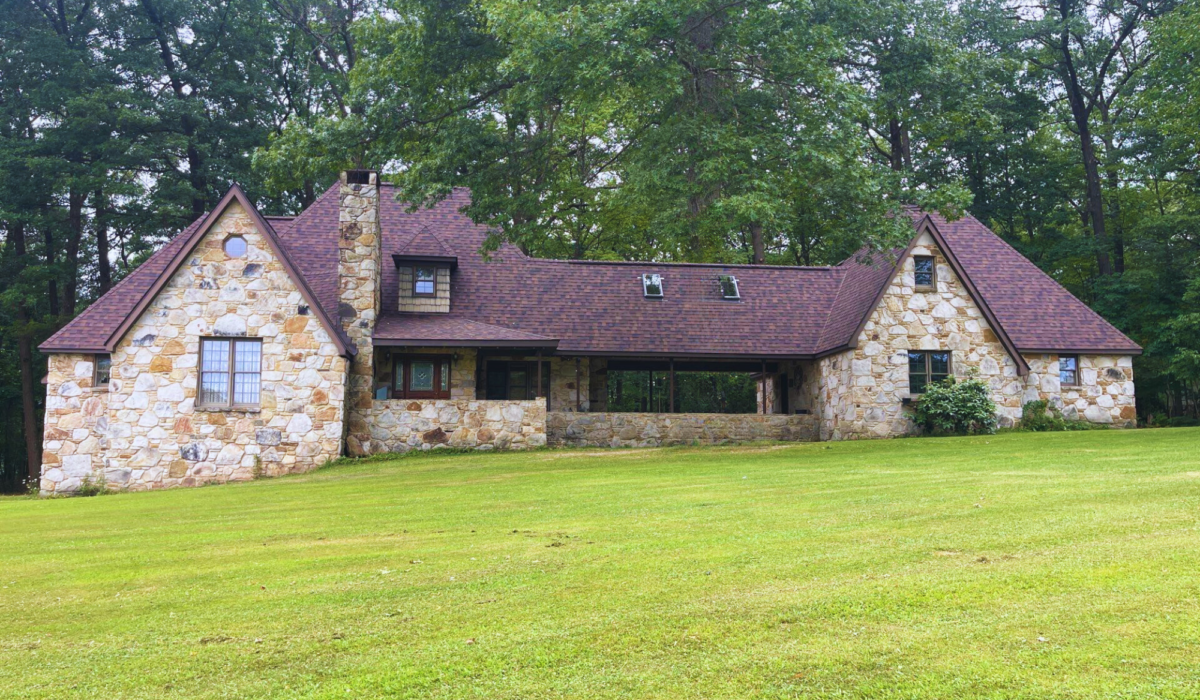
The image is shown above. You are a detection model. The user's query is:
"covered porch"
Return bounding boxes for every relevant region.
[368,314,821,451]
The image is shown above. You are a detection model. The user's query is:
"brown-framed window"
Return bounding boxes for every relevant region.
[485,361,550,400]
[1059,355,1079,386]
[199,338,262,407]
[392,355,452,399]
[913,255,936,290]
[908,350,950,394]
[94,354,111,386]
[413,266,436,296]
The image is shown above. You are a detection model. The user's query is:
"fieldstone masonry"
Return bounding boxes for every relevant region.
[817,235,1134,439]
[39,186,1139,494]
[548,412,817,447]
[339,171,382,456]
[361,399,546,452]
[40,201,348,494]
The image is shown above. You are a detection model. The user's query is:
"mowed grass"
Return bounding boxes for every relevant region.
[3,430,1200,699]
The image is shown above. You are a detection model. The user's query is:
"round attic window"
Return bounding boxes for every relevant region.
[224,235,247,258]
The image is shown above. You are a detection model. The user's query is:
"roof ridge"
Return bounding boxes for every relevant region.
[530,258,840,271]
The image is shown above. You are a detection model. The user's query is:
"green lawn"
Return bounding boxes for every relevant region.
[3,430,1200,699]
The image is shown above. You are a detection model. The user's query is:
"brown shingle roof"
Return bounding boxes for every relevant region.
[42,182,1140,361]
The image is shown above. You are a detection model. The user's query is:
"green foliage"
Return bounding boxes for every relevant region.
[913,377,998,436]
[1016,399,1107,432]
[74,475,110,498]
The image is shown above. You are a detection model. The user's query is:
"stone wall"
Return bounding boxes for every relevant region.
[360,400,546,452]
[41,200,348,494]
[816,235,1136,439]
[1063,354,1136,426]
[548,411,817,448]
[339,171,382,456]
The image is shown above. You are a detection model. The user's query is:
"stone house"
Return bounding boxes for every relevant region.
[38,170,1140,493]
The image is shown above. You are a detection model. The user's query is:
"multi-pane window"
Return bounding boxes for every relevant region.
[485,361,550,400]
[913,255,936,289]
[908,351,950,394]
[413,266,436,296]
[719,274,740,299]
[1059,355,1079,386]
[94,354,111,386]
[199,338,262,407]
[392,356,452,398]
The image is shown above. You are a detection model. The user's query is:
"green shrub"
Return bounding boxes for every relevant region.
[76,475,110,497]
[1017,400,1108,431]
[913,377,998,436]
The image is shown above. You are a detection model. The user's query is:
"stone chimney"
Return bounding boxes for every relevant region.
[338,169,381,455]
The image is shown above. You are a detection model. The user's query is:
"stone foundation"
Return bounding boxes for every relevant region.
[548,411,818,448]
[358,399,546,452]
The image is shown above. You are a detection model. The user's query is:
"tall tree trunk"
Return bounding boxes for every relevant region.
[61,187,86,315]
[93,187,111,293]
[887,118,910,171]
[10,223,42,484]
[45,223,59,317]
[140,0,207,217]
[1098,106,1125,274]
[1057,13,1112,276]
[749,221,764,264]
[17,309,42,485]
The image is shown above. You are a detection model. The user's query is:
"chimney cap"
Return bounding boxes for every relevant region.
[342,169,376,185]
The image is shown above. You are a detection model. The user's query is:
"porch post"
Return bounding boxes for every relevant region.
[536,349,543,397]
[575,357,582,412]
[760,359,767,414]
[669,358,675,413]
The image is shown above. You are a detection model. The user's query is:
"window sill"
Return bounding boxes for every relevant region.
[195,405,262,413]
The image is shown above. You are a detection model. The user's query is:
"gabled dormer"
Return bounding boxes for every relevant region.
[392,227,456,314]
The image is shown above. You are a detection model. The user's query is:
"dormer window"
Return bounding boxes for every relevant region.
[413,266,436,296]
[642,273,663,298]
[719,274,740,300]
[913,255,935,290]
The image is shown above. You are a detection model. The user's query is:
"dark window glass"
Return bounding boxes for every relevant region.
[913,256,935,289]
[719,275,740,299]
[409,361,435,391]
[94,355,112,386]
[642,273,663,297]
[909,352,929,394]
[1060,355,1079,386]
[391,356,452,399]
[414,267,436,296]
[909,351,951,394]
[486,361,549,400]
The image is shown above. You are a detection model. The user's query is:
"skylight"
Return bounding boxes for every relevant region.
[642,273,663,298]
[719,274,740,299]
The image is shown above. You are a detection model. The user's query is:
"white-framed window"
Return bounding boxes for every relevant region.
[413,266,436,296]
[642,273,663,298]
[199,338,262,408]
[719,274,740,299]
